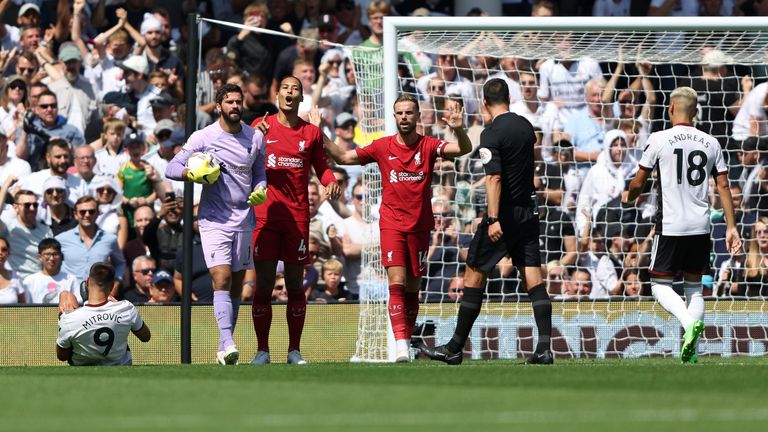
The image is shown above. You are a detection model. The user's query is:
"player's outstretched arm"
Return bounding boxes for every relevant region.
[322,132,360,165]
[716,173,743,255]
[441,107,473,158]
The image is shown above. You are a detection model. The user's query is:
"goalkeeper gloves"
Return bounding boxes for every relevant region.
[248,187,268,206]
[186,156,221,184]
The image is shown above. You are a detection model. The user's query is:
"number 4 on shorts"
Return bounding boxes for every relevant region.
[298,238,307,254]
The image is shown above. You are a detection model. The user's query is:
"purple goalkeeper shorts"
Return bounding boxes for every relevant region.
[199,227,254,272]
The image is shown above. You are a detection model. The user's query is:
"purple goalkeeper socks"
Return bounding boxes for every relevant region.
[214,291,235,351]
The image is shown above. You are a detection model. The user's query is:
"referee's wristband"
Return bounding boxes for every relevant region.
[486,216,498,225]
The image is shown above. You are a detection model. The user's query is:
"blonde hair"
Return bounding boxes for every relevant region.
[322,258,343,275]
[101,119,126,147]
[367,1,391,16]
[745,216,768,279]
[670,86,698,119]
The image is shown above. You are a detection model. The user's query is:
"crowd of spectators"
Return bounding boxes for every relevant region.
[0,0,765,306]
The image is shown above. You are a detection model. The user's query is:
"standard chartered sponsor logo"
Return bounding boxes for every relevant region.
[267,153,277,168]
[389,170,398,183]
[389,169,424,183]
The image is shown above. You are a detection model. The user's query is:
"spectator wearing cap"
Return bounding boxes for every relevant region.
[56,196,126,295]
[140,13,184,98]
[334,0,368,45]
[0,121,30,185]
[37,176,77,236]
[123,255,156,304]
[0,75,26,136]
[7,189,53,280]
[89,175,128,248]
[317,14,339,47]
[20,139,80,203]
[271,28,321,101]
[46,42,99,140]
[21,238,79,304]
[16,3,41,28]
[689,48,751,158]
[15,90,85,171]
[148,269,177,303]
[226,2,275,79]
[110,54,162,133]
[145,126,184,194]
[148,92,177,127]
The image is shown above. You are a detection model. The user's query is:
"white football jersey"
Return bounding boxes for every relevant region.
[56,300,144,366]
[639,124,727,236]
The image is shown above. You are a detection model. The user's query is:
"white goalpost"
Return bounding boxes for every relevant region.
[350,16,768,362]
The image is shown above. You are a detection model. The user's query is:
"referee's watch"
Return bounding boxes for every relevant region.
[486,216,499,225]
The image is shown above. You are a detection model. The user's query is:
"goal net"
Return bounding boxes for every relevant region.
[351,17,768,362]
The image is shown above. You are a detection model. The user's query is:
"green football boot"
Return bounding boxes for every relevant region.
[680,320,704,363]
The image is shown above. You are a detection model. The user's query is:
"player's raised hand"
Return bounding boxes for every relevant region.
[324,181,343,200]
[441,106,465,129]
[726,227,743,256]
[309,105,322,128]
[255,112,269,135]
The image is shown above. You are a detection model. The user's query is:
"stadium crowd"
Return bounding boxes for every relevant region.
[0,0,765,306]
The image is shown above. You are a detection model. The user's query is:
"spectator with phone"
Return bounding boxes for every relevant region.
[142,192,182,271]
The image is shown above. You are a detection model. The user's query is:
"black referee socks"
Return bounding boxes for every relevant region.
[527,283,552,353]
[447,287,484,354]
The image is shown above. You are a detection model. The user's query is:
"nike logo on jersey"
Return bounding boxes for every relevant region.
[388,156,398,160]
[267,139,278,144]
[298,255,307,261]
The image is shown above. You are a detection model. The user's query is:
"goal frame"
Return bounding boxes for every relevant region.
[382,16,768,134]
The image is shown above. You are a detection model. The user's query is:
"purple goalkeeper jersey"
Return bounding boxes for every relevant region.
[166,121,267,231]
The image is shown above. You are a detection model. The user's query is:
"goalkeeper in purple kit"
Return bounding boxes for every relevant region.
[166,83,267,365]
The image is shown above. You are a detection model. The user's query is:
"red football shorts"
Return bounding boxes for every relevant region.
[379,229,430,277]
[253,218,311,265]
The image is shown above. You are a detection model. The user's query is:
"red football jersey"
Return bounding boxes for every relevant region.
[356,134,447,232]
[251,115,335,222]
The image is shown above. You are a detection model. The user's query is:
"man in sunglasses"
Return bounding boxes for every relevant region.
[123,256,158,304]
[15,91,84,171]
[37,176,77,236]
[56,196,126,297]
[7,190,52,280]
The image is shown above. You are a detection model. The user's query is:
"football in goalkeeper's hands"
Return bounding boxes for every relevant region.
[186,152,221,185]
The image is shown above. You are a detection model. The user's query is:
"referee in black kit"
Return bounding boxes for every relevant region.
[422,78,553,365]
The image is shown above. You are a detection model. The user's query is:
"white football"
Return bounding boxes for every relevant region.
[186,152,219,171]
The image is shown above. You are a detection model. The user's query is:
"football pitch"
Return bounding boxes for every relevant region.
[1,357,766,432]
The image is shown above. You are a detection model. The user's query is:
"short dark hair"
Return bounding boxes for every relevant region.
[37,90,57,102]
[215,83,243,105]
[14,189,36,203]
[482,78,510,106]
[46,138,70,154]
[279,75,303,95]
[89,262,116,292]
[393,94,419,111]
[38,238,62,254]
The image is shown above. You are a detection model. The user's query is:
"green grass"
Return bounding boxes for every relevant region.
[2,357,766,432]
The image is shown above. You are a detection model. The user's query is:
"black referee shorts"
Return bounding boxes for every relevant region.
[466,206,541,273]
[649,234,711,278]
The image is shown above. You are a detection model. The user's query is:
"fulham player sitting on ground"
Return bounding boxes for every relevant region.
[56,262,151,366]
